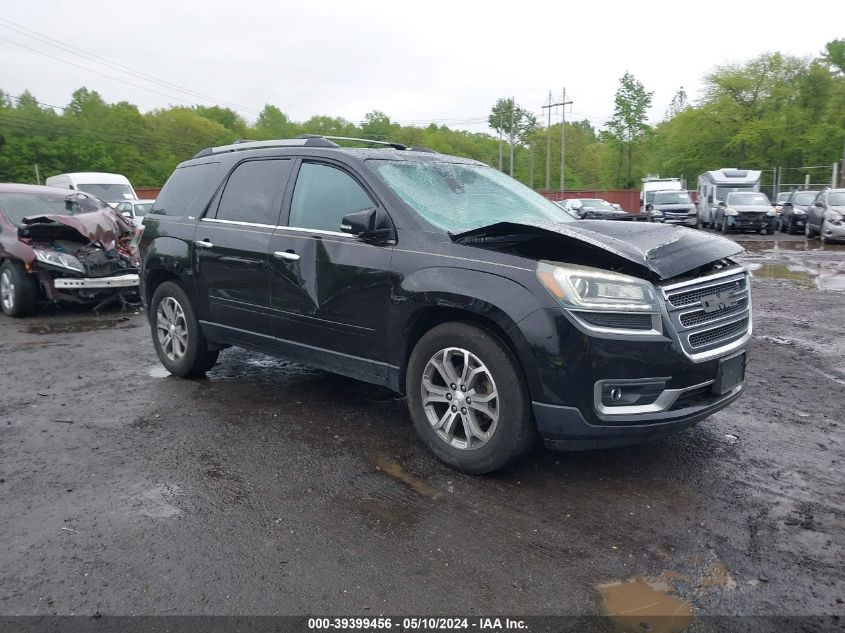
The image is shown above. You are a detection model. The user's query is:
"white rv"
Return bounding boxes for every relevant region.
[696,168,761,228]
[45,172,138,208]
[640,176,683,212]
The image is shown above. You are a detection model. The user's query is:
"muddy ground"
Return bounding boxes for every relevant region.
[0,233,843,627]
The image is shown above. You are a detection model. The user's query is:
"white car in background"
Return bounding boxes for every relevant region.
[114,199,155,225]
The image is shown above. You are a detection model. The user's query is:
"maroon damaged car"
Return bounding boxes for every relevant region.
[0,184,140,317]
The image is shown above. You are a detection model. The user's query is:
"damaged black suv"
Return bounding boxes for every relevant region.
[139,137,751,473]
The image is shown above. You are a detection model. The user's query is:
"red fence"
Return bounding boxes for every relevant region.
[135,188,161,199]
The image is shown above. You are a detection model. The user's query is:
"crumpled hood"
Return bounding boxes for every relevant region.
[452,219,744,280]
[21,209,135,249]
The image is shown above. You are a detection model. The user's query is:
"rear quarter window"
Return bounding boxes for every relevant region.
[151,162,221,218]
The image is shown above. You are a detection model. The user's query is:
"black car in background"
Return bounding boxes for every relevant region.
[559,198,632,220]
[646,190,697,226]
[779,190,818,234]
[139,136,750,473]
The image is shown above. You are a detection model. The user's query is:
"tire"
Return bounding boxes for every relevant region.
[766,224,775,235]
[0,260,38,317]
[405,322,535,474]
[149,281,219,377]
[787,218,796,235]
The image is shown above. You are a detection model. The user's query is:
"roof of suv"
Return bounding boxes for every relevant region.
[190,136,485,166]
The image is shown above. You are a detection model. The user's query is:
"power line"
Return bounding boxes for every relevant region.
[0,18,260,116]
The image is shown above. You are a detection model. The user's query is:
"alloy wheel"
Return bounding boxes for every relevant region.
[420,347,499,450]
[156,296,188,361]
[0,269,15,312]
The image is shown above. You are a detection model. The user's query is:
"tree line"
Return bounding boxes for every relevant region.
[0,39,842,190]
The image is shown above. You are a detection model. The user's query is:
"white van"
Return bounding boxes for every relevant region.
[640,176,683,212]
[45,172,138,207]
[696,168,761,228]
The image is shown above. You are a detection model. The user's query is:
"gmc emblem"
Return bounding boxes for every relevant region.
[701,290,738,313]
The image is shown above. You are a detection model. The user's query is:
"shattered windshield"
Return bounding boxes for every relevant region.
[369,160,572,232]
[0,191,108,226]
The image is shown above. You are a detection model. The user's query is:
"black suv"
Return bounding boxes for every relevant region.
[139,136,751,473]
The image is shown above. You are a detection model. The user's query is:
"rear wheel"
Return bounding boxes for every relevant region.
[405,322,535,474]
[0,260,37,317]
[149,281,219,377]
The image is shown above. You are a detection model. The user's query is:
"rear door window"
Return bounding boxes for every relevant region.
[288,163,374,232]
[151,161,221,217]
[214,159,292,226]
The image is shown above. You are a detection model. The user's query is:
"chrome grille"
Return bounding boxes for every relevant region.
[662,269,751,358]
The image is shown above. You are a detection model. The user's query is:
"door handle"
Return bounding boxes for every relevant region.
[273,251,300,261]
[195,240,214,249]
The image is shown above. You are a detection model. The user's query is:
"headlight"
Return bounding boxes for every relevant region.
[33,249,86,274]
[794,208,805,215]
[537,262,660,312]
[766,209,776,217]
[688,209,698,215]
[651,209,663,216]
[725,207,738,216]
[825,209,843,223]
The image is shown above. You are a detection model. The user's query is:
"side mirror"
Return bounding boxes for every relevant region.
[815,201,824,208]
[718,200,726,207]
[646,204,653,212]
[121,211,132,218]
[341,207,392,243]
[783,202,793,207]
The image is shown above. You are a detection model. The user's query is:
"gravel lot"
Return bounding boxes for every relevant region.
[1,233,843,626]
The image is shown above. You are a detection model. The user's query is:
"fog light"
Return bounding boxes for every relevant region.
[599,380,666,407]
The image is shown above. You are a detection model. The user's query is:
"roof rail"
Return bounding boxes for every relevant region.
[193,136,339,158]
[302,135,408,150]
[192,135,438,159]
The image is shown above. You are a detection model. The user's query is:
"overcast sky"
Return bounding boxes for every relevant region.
[3,0,844,134]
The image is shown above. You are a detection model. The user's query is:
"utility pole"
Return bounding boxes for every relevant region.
[559,87,573,193]
[542,89,572,191]
[529,141,536,190]
[542,92,553,189]
[509,96,515,178]
[498,112,503,172]
[34,164,41,185]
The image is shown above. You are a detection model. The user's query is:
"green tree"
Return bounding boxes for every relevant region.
[488,98,537,176]
[605,72,653,188]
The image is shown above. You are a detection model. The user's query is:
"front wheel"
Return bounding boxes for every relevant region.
[405,322,535,474]
[149,281,219,377]
[0,260,37,317]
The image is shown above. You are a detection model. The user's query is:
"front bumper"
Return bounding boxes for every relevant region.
[663,214,697,226]
[727,215,776,230]
[821,221,845,242]
[53,274,140,289]
[534,383,744,450]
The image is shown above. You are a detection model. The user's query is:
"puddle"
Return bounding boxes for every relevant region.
[130,483,183,519]
[148,365,171,378]
[357,495,420,529]
[743,261,845,290]
[597,578,693,633]
[26,317,134,334]
[373,456,442,499]
[738,240,845,254]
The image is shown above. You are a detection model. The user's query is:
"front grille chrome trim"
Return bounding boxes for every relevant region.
[660,267,752,362]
